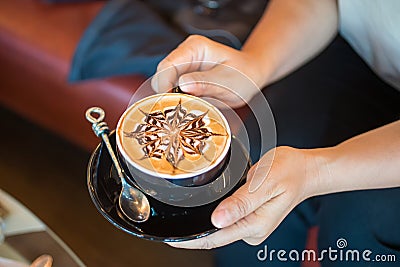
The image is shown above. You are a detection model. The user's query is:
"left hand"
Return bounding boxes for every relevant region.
[167,146,322,249]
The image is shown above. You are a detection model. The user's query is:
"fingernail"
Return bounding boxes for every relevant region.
[212,208,232,228]
[178,76,195,92]
[151,76,159,93]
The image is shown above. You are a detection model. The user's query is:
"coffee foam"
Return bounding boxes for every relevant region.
[117,94,230,178]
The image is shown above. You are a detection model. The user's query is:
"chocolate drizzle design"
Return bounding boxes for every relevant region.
[124,99,223,169]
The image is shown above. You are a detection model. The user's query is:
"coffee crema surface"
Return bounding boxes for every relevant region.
[117,94,230,177]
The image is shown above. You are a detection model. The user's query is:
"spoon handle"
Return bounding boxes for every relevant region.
[85,107,124,180]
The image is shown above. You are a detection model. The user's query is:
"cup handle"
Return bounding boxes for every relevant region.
[171,86,184,94]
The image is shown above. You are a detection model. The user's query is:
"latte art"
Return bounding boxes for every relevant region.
[117,93,231,177]
[124,99,223,169]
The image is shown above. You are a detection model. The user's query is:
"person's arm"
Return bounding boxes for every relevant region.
[242,0,338,87]
[168,120,400,249]
[310,120,400,196]
[152,0,338,107]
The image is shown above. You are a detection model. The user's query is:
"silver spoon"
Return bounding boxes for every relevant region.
[85,107,150,223]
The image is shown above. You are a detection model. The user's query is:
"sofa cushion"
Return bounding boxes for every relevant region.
[0,0,146,150]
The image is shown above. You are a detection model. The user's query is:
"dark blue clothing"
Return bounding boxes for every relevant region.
[68,0,262,82]
[69,0,185,81]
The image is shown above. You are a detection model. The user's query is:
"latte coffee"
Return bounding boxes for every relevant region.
[116,93,231,179]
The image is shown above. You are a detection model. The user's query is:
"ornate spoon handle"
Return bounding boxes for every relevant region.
[85,107,124,180]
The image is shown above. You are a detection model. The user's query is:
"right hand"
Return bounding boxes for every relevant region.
[151,35,264,108]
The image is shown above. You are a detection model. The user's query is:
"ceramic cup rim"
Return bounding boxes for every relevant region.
[116,93,232,180]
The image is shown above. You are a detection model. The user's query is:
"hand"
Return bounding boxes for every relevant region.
[168,146,322,249]
[151,35,265,108]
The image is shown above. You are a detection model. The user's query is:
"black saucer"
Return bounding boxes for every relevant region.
[87,132,250,242]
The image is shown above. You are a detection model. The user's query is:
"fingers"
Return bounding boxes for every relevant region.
[167,211,265,249]
[178,65,240,98]
[152,59,213,93]
[168,196,293,249]
[151,35,220,93]
[211,170,283,229]
[242,197,293,246]
[151,34,260,108]
[178,64,254,108]
[167,223,246,250]
[178,70,221,97]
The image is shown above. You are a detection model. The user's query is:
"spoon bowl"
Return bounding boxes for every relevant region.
[119,177,150,222]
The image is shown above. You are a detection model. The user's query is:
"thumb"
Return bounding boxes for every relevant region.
[178,64,256,108]
[178,70,222,97]
[211,171,276,228]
